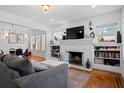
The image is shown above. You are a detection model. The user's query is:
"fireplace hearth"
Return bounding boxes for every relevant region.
[69,52,83,66]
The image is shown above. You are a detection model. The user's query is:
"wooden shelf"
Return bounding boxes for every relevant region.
[51,45,60,58]
[95,43,122,47]
[94,43,121,72]
[95,50,120,52]
[95,57,120,60]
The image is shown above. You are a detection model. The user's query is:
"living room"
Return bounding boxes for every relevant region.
[0,1,124,90]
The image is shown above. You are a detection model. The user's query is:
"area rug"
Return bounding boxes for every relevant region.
[68,69,90,88]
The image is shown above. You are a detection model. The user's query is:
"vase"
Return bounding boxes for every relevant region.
[117,31,122,43]
[62,35,66,40]
[86,59,90,69]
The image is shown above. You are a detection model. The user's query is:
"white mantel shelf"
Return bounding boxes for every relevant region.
[60,39,94,46]
[94,42,122,46]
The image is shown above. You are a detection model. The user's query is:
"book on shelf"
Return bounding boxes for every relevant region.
[95,46,120,51]
[95,52,120,59]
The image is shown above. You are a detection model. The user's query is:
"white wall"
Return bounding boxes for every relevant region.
[52,9,123,73]
[0,10,52,58]
[121,7,124,78]
[0,22,31,53]
[52,10,122,39]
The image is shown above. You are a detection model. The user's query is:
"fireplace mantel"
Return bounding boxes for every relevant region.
[60,39,94,46]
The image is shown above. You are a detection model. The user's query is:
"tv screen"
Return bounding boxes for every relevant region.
[66,26,84,39]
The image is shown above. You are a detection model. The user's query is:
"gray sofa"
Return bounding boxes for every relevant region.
[0,60,68,88]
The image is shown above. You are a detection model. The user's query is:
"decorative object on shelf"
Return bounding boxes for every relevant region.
[100,35,116,42]
[89,21,92,30]
[1,50,4,54]
[54,36,58,41]
[86,59,90,69]
[62,32,67,40]
[90,32,95,38]
[99,37,104,42]
[117,31,122,43]
[41,5,50,14]
[50,40,54,45]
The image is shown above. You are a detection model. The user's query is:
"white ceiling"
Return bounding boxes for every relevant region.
[0,5,123,26]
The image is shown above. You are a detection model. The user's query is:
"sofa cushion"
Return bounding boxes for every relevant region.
[0,61,20,79]
[7,68,21,79]
[0,62,12,87]
[4,54,35,76]
[0,53,6,62]
[31,61,48,72]
[0,61,7,68]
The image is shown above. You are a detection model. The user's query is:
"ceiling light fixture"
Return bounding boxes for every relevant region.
[92,5,96,8]
[41,5,50,14]
[51,19,54,22]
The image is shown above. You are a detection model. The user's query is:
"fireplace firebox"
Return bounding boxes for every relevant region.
[69,52,82,66]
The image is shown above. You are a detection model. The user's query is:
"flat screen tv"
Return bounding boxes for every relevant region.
[66,26,84,39]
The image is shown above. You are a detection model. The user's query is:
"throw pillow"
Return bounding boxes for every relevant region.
[31,61,48,72]
[4,54,35,76]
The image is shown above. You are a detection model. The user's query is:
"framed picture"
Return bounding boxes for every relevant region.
[8,32,17,43]
[17,34,24,44]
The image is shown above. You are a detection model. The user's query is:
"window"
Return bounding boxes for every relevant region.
[41,34,46,51]
[30,34,46,51]
[96,22,118,42]
[96,22,117,35]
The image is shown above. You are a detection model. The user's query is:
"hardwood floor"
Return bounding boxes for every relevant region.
[28,55,45,62]
[71,67,124,88]
[29,55,124,88]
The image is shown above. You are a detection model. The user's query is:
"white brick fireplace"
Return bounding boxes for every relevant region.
[60,39,94,69]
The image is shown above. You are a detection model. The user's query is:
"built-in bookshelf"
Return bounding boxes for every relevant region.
[94,45,120,67]
[51,46,60,58]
